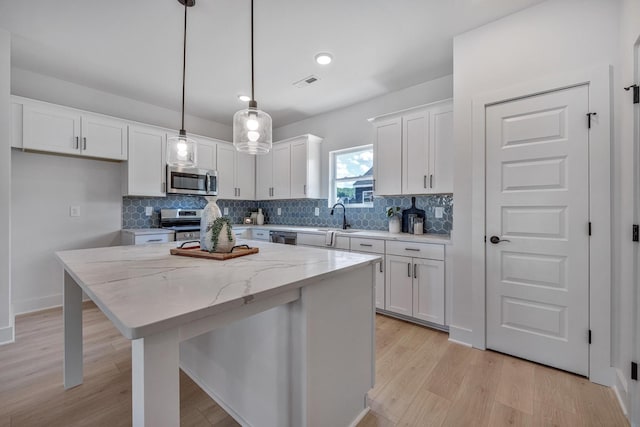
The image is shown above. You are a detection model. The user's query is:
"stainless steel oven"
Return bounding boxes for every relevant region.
[166,166,217,196]
[269,231,297,245]
[161,209,202,241]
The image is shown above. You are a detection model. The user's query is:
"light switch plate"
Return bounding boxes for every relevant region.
[277,208,282,216]
[224,207,229,215]
[435,207,444,218]
[314,207,320,216]
[69,206,80,217]
[145,206,153,216]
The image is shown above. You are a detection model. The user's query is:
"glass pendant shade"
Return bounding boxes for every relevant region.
[167,131,197,166]
[233,107,272,155]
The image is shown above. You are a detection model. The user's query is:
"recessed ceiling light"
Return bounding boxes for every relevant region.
[315,53,333,65]
[238,95,251,102]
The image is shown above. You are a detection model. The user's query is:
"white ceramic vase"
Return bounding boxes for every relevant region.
[388,216,401,234]
[200,196,237,252]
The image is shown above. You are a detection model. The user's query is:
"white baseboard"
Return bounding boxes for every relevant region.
[348,407,370,427]
[180,363,252,427]
[13,294,62,315]
[613,368,629,419]
[448,325,473,347]
[0,324,14,345]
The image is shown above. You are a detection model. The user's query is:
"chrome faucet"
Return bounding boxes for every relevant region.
[330,203,349,230]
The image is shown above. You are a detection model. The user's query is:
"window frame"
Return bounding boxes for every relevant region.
[328,144,374,209]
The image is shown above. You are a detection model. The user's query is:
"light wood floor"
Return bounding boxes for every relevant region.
[0,303,628,426]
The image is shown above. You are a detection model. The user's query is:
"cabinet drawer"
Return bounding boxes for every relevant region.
[134,234,172,245]
[385,240,444,260]
[233,228,248,238]
[298,233,349,250]
[251,229,270,241]
[350,237,384,254]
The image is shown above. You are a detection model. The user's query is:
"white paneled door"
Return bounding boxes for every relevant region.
[486,85,590,376]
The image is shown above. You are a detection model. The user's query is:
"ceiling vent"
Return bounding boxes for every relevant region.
[293,75,320,88]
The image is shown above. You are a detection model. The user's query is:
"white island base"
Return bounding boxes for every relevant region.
[179,266,374,427]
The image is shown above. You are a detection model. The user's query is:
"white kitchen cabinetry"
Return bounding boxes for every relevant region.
[216,143,255,200]
[290,136,321,198]
[123,125,166,197]
[384,240,445,325]
[121,229,175,245]
[372,99,452,196]
[256,143,291,199]
[195,137,217,171]
[351,237,385,310]
[18,97,127,160]
[250,228,270,241]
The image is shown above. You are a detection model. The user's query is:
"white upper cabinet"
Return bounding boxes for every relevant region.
[255,134,322,200]
[18,97,127,161]
[216,142,255,200]
[373,117,402,195]
[195,137,217,171]
[372,99,453,195]
[123,125,166,197]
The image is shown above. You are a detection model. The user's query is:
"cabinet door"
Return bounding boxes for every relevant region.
[429,104,453,194]
[290,140,308,198]
[385,255,413,316]
[375,255,385,309]
[23,103,81,155]
[81,114,127,160]
[126,126,166,197]
[235,151,255,200]
[412,258,445,325]
[402,110,430,195]
[272,143,291,199]
[216,143,237,199]
[256,150,273,199]
[196,139,217,171]
[373,117,402,195]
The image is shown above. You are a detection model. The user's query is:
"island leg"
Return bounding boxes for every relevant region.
[132,328,180,427]
[63,270,83,389]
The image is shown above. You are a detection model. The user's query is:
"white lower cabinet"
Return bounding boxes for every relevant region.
[384,241,445,326]
[350,237,385,310]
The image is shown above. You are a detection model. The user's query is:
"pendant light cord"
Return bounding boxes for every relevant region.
[250,0,255,103]
[181,0,188,132]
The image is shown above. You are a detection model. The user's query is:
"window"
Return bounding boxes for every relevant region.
[329,145,374,208]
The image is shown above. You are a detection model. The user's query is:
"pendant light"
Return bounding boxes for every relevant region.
[233,0,272,155]
[167,0,197,167]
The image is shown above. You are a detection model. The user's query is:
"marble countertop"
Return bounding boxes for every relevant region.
[56,240,380,340]
[234,225,451,244]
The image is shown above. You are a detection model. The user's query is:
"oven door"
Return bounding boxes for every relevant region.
[167,166,217,196]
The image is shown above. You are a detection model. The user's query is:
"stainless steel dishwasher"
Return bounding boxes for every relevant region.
[269,230,297,245]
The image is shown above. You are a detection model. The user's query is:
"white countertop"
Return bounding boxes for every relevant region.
[235,224,451,244]
[56,240,380,340]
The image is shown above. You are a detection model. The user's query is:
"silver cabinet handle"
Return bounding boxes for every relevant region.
[359,243,373,247]
[414,264,417,279]
[147,239,162,242]
[379,262,383,273]
[75,136,79,149]
[424,175,427,188]
[303,184,306,195]
[237,188,240,198]
[405,248,420,252]
[407,263,411,277]
[430,174,433,188]
[83,137,87,150]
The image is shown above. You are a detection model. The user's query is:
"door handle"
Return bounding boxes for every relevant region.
[407,263,411,278]
[489,236,511,244]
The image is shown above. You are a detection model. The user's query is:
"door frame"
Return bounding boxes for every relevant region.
[470,64,613,386]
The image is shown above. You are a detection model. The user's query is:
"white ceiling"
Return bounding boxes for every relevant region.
[0,0,545,127]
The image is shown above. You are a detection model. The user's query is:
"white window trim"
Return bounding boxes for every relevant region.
[328,144,374,208]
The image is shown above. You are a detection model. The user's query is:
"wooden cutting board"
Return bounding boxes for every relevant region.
[170,246,259,260]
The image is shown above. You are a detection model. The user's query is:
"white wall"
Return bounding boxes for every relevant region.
[452,0,621,368]
[11,68,232,141]
[0,29,13,343]
[274,75,453,198]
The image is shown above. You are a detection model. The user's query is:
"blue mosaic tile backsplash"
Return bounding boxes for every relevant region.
[123,194,453,234]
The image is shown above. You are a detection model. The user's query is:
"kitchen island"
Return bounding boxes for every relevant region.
[56,240,380,427]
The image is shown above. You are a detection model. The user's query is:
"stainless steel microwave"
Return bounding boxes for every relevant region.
[166,166,217,196]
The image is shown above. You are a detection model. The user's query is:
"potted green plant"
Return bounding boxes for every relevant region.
[386,206,401,234]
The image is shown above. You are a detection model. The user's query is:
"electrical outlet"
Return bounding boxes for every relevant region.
[69,206,80,217]
[145,206,153,217]
[435,207,444,219]
[314,207,320,216]
[224,207,229,215]
[277,208,282,216]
